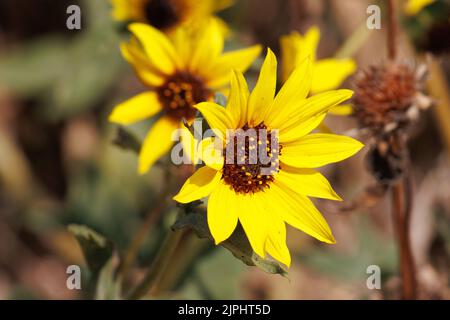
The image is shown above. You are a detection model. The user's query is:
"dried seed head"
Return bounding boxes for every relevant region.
[366,135,407,183]
[352,62,431,135]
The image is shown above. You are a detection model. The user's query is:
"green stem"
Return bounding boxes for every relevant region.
[127,228,186,299]
[117,165,172,283]
[156,232,209,293]
[334,21,372,59]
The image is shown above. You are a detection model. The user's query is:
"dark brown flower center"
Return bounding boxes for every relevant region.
[222,123,281,194]
[144,0,182,30]
[157,71,211,121]
[353,63,417,132]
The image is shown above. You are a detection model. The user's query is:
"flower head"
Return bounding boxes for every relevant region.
[109,20,261,173]
[352,62,431,135]
[173,50,364,266]
[110,0,233,33]
[280,27,356,115]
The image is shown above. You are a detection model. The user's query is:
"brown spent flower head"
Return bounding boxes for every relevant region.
[352,62,431,135]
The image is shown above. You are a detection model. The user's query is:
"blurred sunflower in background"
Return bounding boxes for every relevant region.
[404,0,435,15]
[280,26,356,116]
[110,0,233,33]
[173,50,364,267]
[109,20,261,174]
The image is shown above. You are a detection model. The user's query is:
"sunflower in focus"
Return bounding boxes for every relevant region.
[173,50,364,266]
[109,20,261,174]
[110,0,233,33]
[281,26,356,116]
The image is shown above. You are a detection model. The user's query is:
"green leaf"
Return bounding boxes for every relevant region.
[112,127,142,154]
[68,224,114,274]
[95,257,122,300]
[172,207,288,276]
[68,224,122,299]
[0,0,125,121]
[0,36,68,96]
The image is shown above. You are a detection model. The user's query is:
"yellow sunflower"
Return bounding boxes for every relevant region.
[109,20,261,174]
[281,26,356,116]
[110,0,233,33]
[173,50,364,267]
[404,0,435,15]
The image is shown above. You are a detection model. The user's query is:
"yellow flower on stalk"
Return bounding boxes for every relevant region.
[404,0,435,15]
[173,50,364,267]
[281,26,356,116]
[109,20,261,174]
[110,0,233,33]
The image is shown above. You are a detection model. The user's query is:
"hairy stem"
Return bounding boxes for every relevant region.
[391,175,417,299]
[387,0,398,60]
[117,166,172,283]
[126,165,196,299]
[127,228,186,299]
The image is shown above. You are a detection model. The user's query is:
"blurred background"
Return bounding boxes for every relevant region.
[0,0,449,299]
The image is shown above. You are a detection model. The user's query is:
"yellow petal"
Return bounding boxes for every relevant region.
[171,27,191,69]
[280,32,299,83]
[128,23,179,75]
[238,193,269,258]
[280,27,319,83]
[120,41,165,87]
[278,113,326,144]
[281,133,364,168]
[226,70,249,128]
[198,137,224,170]
[189,19,224,74]
[111,0,140,21]
[207,45,262,89]
[328,104,353,116]
[214,0,234,11]
[271,89,354,132]
[248,48,277,125]
[264,56,312,126]
[276,166,342,201]
[298,26,320,62]
[404,0,434,15]
[264,212,291,267]
[317,122,333,134]
[180,128,199,165]
[109,92,162,125]
[207,182,239,244]
[173,165,221,203]
[195,102,236,137]
[138,116,178,174]
[311,59,356,93]
[269,182,335,244]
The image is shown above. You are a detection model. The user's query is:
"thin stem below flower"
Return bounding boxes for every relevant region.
[391,175,417,299]
[387,0,398,60]
[117,166,172,283]
[127,228,186,299]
